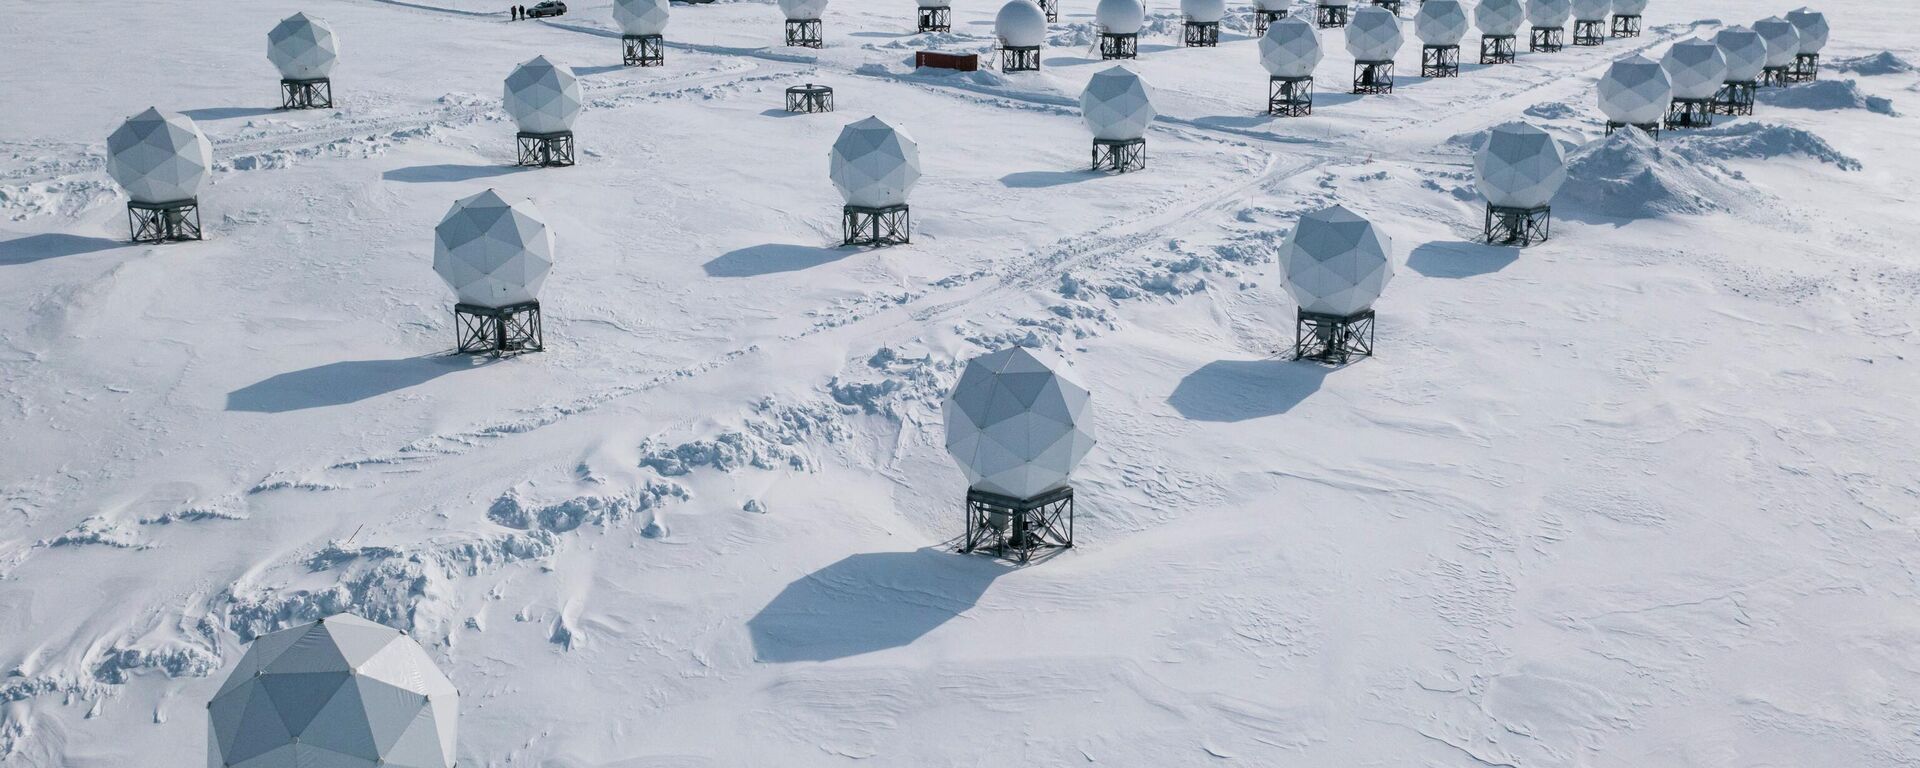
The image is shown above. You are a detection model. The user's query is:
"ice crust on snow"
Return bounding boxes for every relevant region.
[1830,50,1914,75]
[1756,79,1899,116]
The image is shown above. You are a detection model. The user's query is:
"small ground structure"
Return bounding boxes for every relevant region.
[1475,121,1567,247]
[781,0,827,47]
[1416,0,1468,77]
[1280,206,1394,364]
[1526,0,1569,52]
[1611,0,1645,37]
[786,82,835,112]
[614,0,670,65]
[1476,0,1523,64]
[1570,0,1608,45]
[504,55,583,166]
[1662,38,1729,129]
[207,614,459,768]
[1253,0,1290,36]
[1784,7,1828,82]
[106,108,213,243]
[1599,53,1672,138]
[830,116,921,246]
[1097,0,1144,59]
[1081,65,1156,173]
[1712,26,1766,115]
[1262,16,1322,116]
[1346,6,1402,94]
[1753,16,1801,87]
[996,0,1047,71]
[1182,0,1224,46]
[917,0,951,31]
[268,13,339,109]
[944,347,1097,564]
[433,189,555,355]
[1317,0,1350,28]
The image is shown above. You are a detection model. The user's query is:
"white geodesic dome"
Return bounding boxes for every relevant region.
[1785,7,1828,54]
[1613,0,1648,14]
[1598,54,1672,125]
[1476,0,1526,36]
[1081,66,1156,141]
[1714,26,1767,82]
[613,0,670,36]
[1182,0,1226,23]
[1753,16,1801,68]
[943,347,1097,501]
[1475,122,1566,209]
[1662,38,1728,100]
[1525,0,1570,28]
[502,56,582,135]
[1345,6,1403,61]
[1254,0,1289,10]
[1570,0,1608,22]
[996,0,1047,47]
[433,189,555,308]
[829,116,920,208]
[207,614,458,768]
[106,108,213,205]
[267,13,339,81]
[779,0,828,20]
[1261,16,1323,77]
[1415,0,1469,45]
[1096,0,1145,34]
[1281,205,1393,318]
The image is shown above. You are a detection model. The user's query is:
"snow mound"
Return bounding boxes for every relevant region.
[1756,79,1899,116]
[1673,122,1862,171]
[1830,51,1914,75]
[1560,128,1735,219]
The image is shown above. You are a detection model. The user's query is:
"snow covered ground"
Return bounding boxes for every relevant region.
[3,0,1918,765]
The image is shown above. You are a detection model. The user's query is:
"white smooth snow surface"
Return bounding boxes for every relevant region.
[3,1,1920,767]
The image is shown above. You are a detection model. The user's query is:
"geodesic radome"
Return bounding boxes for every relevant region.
[1613,0,1649,14]
[1525,0,1570,28]
[1415,0,1469,46]
[1476,0,1526,36]
[996,0,1047,47]
[1598,54,1672,125]
[1280,205,1395,318]
[1345,6,1403,61]
[1662,38,1729,100]
[502,56,582,135]
[1182,0,1226,23]
[1714,26,1767,82]
[433,189,555,309]
[829,116,920,209]
[943,347,1097,501]
[207,614,458,768]
[1096,0,1145,34]
[1081,66,1156,141]
[1261,16,1323,77]
[1785,7,1828,55]
[1475,122,1566,210]
[267,13,339,81]
[778,0,828,20]
[106,108,213,205]
[1753,16,1801,68]
[613,0,670,36]
[1570,0,1609,22]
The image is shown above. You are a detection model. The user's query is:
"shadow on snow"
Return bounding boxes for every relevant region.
[227,355,489,412]
[1167,357,1328,422]
[703,243,853,277]
[382,164,531,184]
[0,233,123,265]
[1405,240,1520,279]
[748,548,1007,663]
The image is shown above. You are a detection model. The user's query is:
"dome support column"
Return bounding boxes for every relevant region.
[1352,59,1394,94]
[917,5,952,31]
[1480,34,1516,64]
[962,486,1074,565]
[1529,25,1563,52]
[1316,3,1348,28]
[623,34,664,66]
[279,78,333,110]
[1421,44,1459,77]
[1713,80,1756,116]
[1484,204,1551,247]
[1267,75,1313,116]
[1294,309,1375,365]
[1091,137,1145,173]
[1610,13,1640,38]
[1788,53,1820,83]
[515,131,576,167]
[785,18,823,48]
[1572,18,1605,46]
[1183,19,1219,47]
[842,204,910,247]
[127,198,202,244]
[454,301,543,355]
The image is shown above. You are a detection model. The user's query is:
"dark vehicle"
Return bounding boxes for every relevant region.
[526,1,567,17]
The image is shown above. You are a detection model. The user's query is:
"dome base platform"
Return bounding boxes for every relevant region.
[1001,45,1041,72]
[1480,34,1516,64]
[1713,81,1757,116]
[1268,75,1314,117]
[1760,65,1792,88]
[515,131,576,167]
[1183,20,1219,47]
[1788,53,1820,84]
[961,486,1074,565]
[842,204,910,247]
[1484,204,1552,247]
[1610,13,1640,38]
[1316,4,1348,28]
[785,18,823,48]
[1253,9,1288,36]
[1371,0,1401,16]
[1039,0,1058,22]
[1100,32,1138,60]
[1092,137,1146,174]
[1530,25,1564,53]
[1667,97,1716,129]
[279,78,333,110]
[454,301,544,356]
[623,34,664,67]
[1604,121,1662,140]
[785,83,834,113]
[1422,44,1460,78]
[1353,60,1395,95]
[126,199,202,244]
[917,6,951,31]
[1294,308,1376,365]
[1572,19,1606,46]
